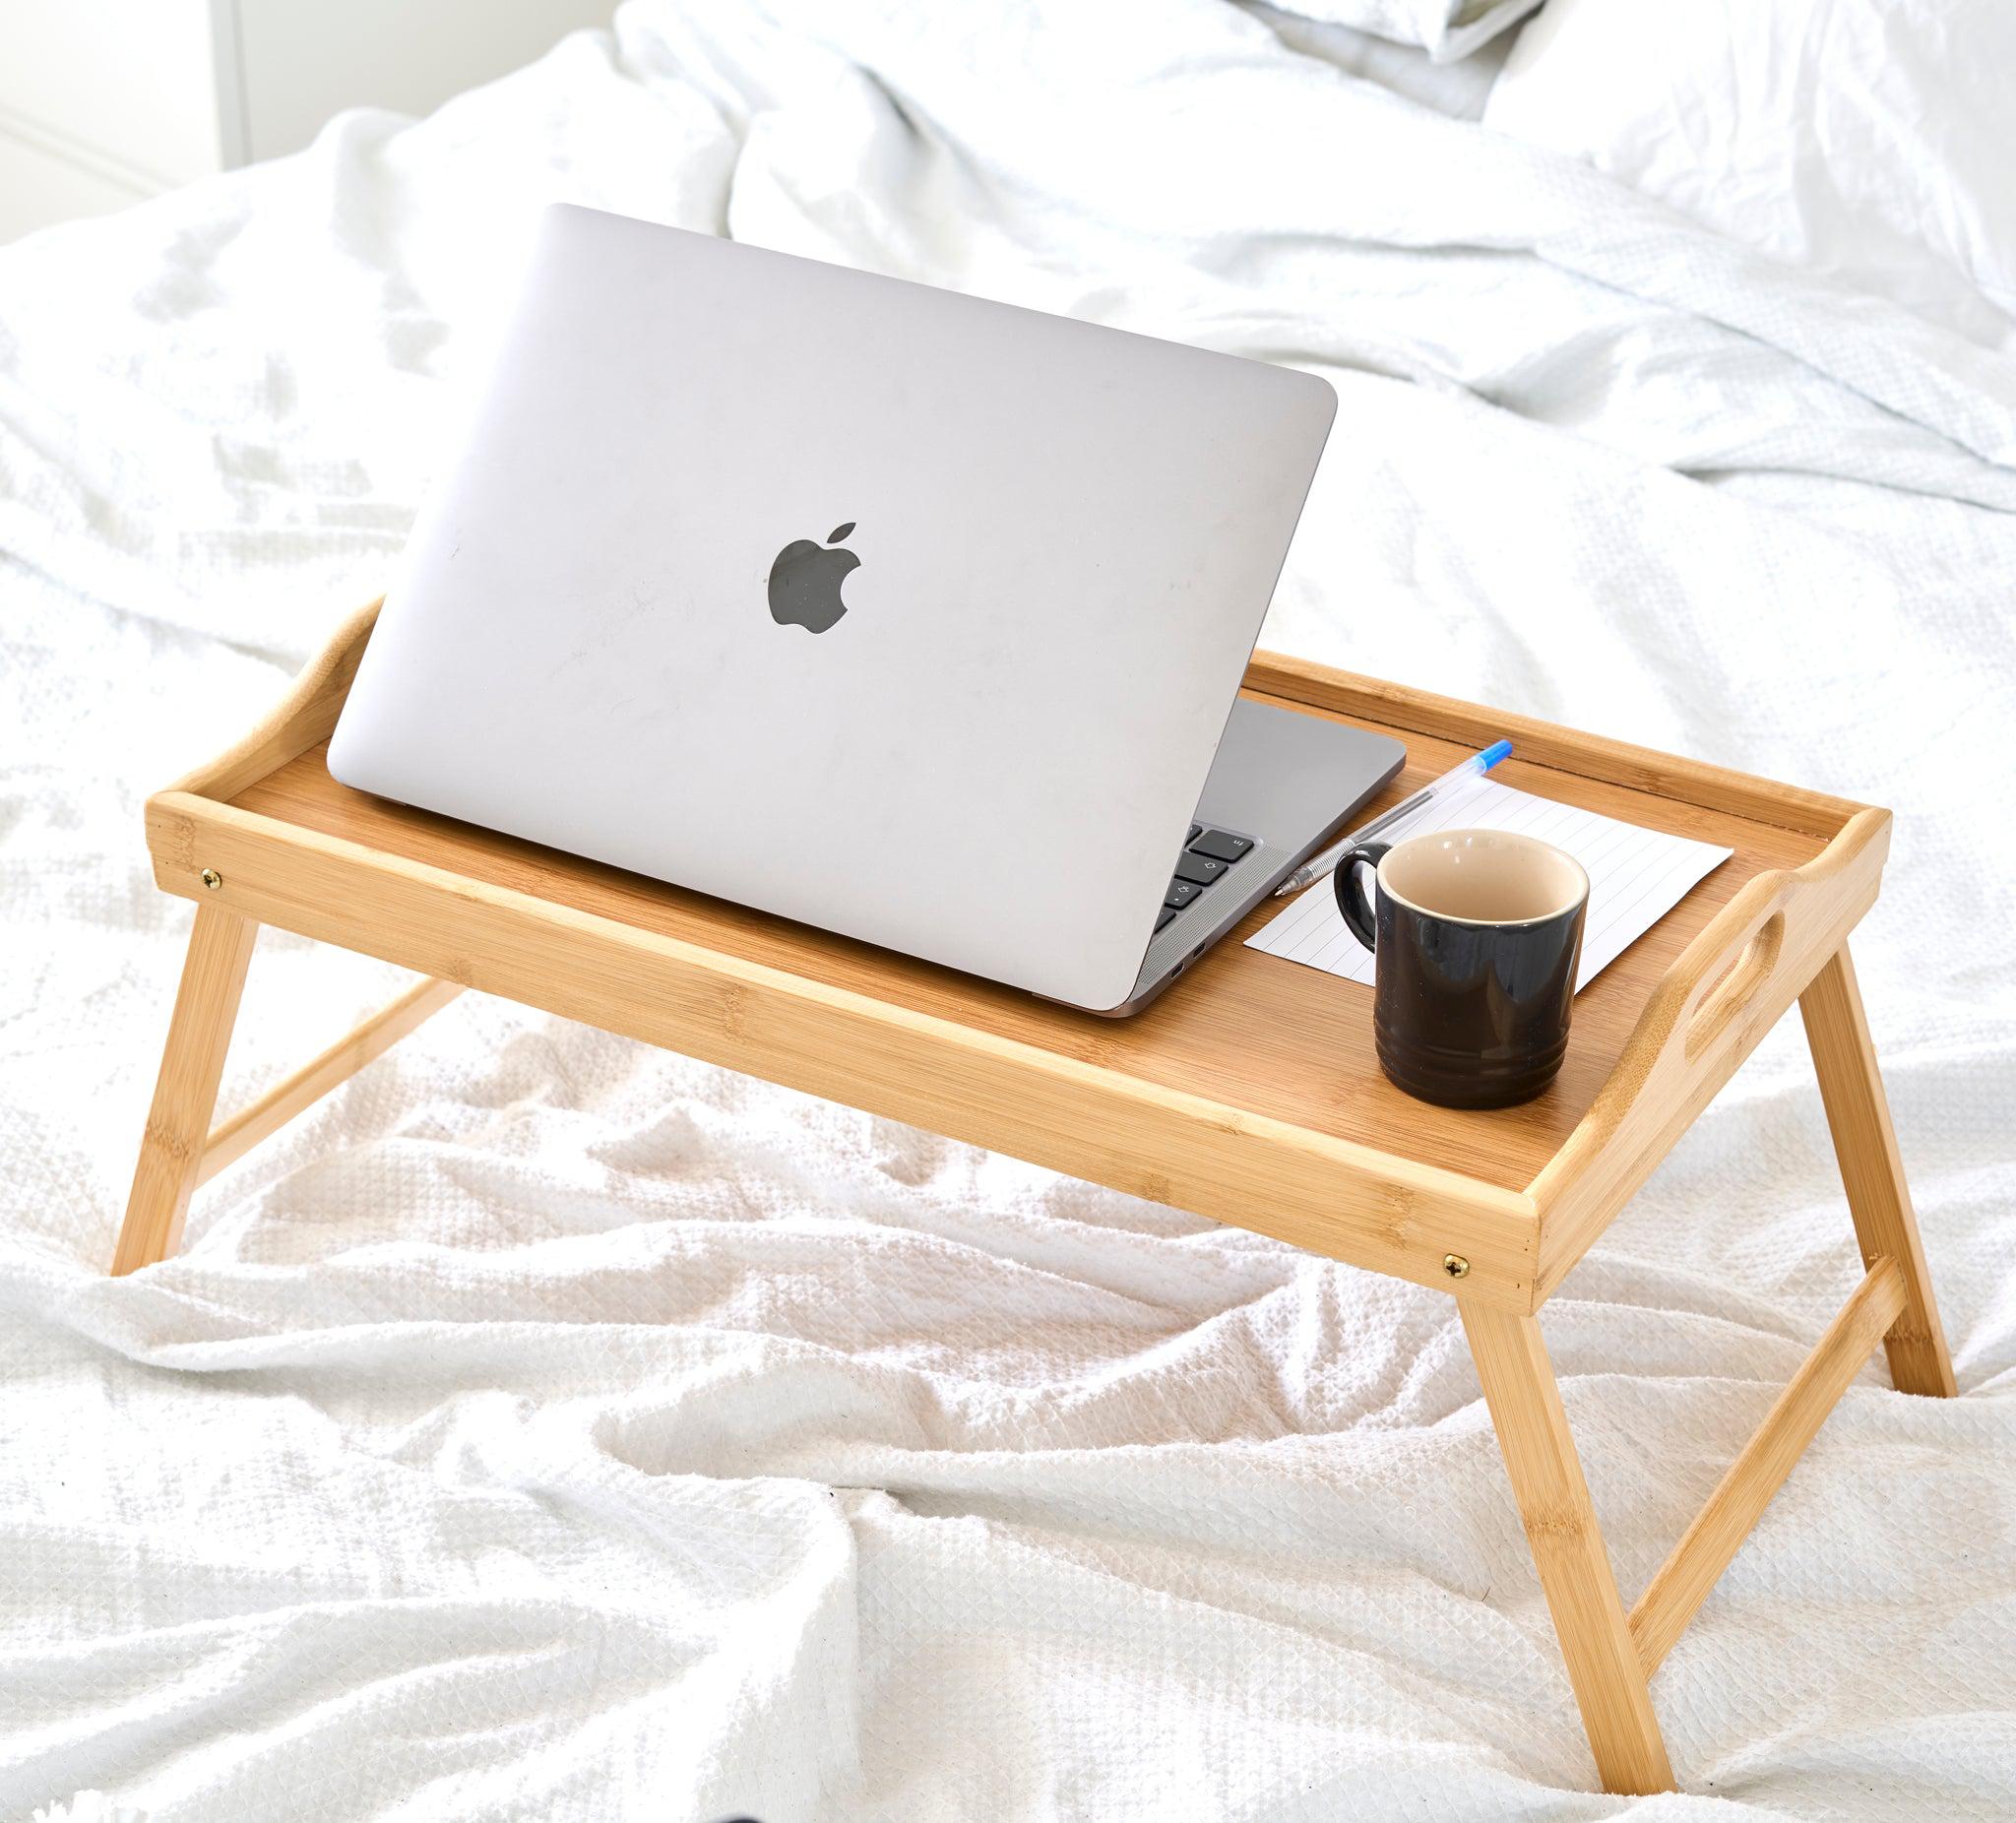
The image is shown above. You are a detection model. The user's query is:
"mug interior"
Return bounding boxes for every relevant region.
[1378,829,1588,925]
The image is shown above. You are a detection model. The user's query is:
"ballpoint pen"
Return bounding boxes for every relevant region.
[1270,738,1514,897]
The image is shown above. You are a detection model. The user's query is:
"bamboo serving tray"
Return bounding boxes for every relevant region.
[114,599,1955,1795]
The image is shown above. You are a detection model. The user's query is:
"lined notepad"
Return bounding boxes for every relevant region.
[1246,775,1732,992]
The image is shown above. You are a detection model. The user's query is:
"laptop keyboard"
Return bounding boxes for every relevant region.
[1155,825,1255,931]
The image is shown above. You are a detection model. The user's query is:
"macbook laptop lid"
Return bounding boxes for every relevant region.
[329,204,1336,1011]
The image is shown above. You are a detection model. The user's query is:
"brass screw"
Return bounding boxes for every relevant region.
[1443,1253,1470,1280]
[200,868,222,891]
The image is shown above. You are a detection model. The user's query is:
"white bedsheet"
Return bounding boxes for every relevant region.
[2,3,2012,1818]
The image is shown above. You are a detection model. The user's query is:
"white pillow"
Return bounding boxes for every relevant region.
[1269,0,1544,64]
[1482,0,2016,347]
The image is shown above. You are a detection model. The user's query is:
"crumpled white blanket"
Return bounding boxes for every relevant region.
[1,3,2012,1819]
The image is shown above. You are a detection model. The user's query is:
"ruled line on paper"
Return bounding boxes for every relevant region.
[1245,776,1732,992]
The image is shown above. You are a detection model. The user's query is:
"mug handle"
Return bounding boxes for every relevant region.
[1334,842,1391,952]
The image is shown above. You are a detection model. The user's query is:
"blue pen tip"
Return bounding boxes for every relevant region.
[1479,739,1512,770]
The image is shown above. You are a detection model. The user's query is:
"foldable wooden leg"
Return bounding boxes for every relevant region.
[1462,1302,1674,1795]
[1798,946,1957,1398]
[112,906,259,1276]
[196,975,463,1186]
[1627,1256,1904,1674]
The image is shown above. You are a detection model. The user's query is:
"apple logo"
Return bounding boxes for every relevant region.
[767,522,859,633]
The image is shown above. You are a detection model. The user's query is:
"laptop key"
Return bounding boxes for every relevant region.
[1188,826,1202,845]
[1173,850,1228,888]
[1156,907,1177,932]
[1165,879,1202,911]
[1189,828,1253,864]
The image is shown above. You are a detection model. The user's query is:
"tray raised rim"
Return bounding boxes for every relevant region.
[142,600,1888,1311]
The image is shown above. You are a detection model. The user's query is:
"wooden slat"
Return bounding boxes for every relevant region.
[112,907,259,1275]
[197,975,465,1185]
[1247,652,1862,840]
[146,790,1545,1309]
[1462,1302,1673,1794]
[1799,950,1959,1398]
[1628,1257,1907,1674]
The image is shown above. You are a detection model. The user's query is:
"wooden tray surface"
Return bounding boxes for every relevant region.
[227,687,1827,1194]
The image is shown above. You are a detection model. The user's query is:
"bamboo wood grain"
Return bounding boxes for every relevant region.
[1528,810,1890,1303]
[112,907,259,1275]
[230,603,1846,1189]
[224,729,1825,1204]
[1799,950,1959,1398]
[196,975,464,1186]
[1627,1257,1906,1676]
[145,789,1542,1305]
[1461,1302,1673,1794]
[132,603,1904,1318]
[116,603,1959,1794]
[171,598,383,802]
[1246,653,1862,840]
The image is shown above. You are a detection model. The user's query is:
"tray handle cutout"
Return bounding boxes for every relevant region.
[1683,911,1785,1061]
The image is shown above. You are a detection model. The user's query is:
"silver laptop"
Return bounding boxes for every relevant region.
[329,205,1403,1014]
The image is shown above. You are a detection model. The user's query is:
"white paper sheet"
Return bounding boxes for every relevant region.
[1245,775,1732,990]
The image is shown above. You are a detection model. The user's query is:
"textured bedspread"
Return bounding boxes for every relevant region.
[2,3,2012,1817]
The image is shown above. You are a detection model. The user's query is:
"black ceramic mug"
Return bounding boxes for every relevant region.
[1336,829,1589,1109]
